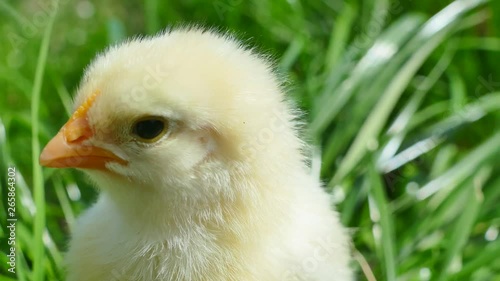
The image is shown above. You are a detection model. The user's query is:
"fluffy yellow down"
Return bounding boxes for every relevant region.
[62,28,353,281]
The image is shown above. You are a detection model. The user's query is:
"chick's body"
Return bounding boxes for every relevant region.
[44,29,352,281]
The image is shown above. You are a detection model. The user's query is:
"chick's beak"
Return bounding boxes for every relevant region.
[40,91,126,170]
[40,116,125,169]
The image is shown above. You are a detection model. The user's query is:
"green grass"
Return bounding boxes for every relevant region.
[1,0,499,280]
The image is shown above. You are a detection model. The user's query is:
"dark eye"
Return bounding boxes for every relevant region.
[132,118,168,142]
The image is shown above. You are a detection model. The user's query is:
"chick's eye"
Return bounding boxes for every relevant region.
[132,118,168,142]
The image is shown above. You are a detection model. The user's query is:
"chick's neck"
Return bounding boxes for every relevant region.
[93,166,298,243]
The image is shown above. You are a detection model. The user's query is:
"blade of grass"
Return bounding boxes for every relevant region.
[429,144,457,179]
[458,37,500,51]
[340,178,369,226]
[377,42,456,167]
[450,239,500,279]
[324,3,356,73]
[31,1,59,280]
[368,163,397,281]
[0,118,8,167]
[50,74,73,116]
[480,177,500,216]
[42,228,64,279]
[145,0,160,34]
[398,168,485,261]
[279,37,305,73]
[319,14,425,170]
[405,101,449,132]
[416,131,500,200]
[380,92,500,172]
[0,276,19,281]
[436,166,487,281]
[0,1,32,28]
[53,175,76,230]
[16,223,34,281]
[448,67,467,113]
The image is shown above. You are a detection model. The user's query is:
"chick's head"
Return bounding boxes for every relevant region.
[40,29,302,199]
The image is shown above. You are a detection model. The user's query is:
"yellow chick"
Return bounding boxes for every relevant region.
[40,28,353,281]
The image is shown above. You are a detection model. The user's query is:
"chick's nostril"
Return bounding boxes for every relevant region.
[63,116,93,143]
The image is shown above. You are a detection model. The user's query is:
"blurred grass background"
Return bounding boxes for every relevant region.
[0,0,499,280]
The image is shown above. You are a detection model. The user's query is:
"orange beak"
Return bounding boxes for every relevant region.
[40,91,126,170]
